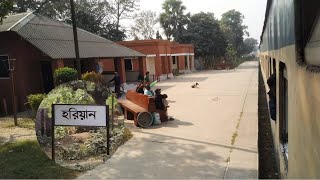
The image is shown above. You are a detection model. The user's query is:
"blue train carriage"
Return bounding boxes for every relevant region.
[259,0,320,178]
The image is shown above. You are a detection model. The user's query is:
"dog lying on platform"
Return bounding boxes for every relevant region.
[191,83,199,88]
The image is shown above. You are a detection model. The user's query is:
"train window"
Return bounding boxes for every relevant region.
[272,59,276,74]
[279,62,288,164]
[305,16,320,66]
[269,58,272,77]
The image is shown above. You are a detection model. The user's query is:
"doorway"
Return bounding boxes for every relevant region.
[279,62,288,143]
[41,61,54,93]
[279,61,288,171]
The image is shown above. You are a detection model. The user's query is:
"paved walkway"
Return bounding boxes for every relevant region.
[78,61,259,179]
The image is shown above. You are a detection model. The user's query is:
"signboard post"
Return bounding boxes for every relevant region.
[51,104,109,162]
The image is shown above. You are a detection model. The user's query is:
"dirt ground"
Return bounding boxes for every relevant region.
[258,67,280,179]
[0,111,36,145]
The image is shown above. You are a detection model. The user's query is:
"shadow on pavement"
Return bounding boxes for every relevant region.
[137,130,258,154]
[79,124,258,179]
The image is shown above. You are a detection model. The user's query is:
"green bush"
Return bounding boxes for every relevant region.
[54,67,78,85]
[81,71,102,84]
[27,94,46,111]
[39,82,96,118]
[55,127,72,139]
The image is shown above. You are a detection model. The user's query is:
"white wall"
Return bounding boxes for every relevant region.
[146,57,156,76]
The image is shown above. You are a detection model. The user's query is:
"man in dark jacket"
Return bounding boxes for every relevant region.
[154,88,168,110]
[109,72,123,98]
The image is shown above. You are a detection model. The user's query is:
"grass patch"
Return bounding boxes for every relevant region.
[0,118,35,129]
[231,132,238,145]
[236,120,241,129]
[0,140,81,179]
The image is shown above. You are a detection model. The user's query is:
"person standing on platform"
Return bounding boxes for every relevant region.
[109,72,123,98]
[144,71,151,84]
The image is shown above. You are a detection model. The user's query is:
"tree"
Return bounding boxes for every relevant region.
[177,12,227,66]
[130,10,159,40]
[108,0,140,31]
[0,0,14,23]
[14,0,39,13]
[65,0,108,35]
[101,23,126,41]
[160,0,190,40]
[220,9,249,57]
[242,38,258,55]
[36,0,70,21]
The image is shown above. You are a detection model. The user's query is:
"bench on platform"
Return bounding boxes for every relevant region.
[118,90,169,127]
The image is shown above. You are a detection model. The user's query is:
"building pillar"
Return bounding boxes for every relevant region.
[176,56,180,71]
[115,58,126,84]
[187,55,190,70]
[155,55,162,77]
[138,57,147,77]
[189,55,193,71]
[168,55,172,74]
[179,56,185,71]
[191,55,195,70]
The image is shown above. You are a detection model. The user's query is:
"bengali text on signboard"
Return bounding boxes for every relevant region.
[53,105,108,127]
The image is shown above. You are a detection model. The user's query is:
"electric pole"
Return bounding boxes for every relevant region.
[70,0,81,78]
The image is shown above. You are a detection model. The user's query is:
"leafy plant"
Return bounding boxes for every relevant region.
[53,67,78,85]
[27,94,46,111]
[59,143,88,160]
[81,71,102,84]
[106,95,118,109]
[106,95,123,117]
[55,127,71,139]
[39,81,96,118]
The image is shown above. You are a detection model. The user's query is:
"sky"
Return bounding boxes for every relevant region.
[127,0,268,41]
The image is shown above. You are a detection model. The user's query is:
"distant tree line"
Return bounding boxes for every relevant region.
[159,0,258,64]
[0,0,258,66]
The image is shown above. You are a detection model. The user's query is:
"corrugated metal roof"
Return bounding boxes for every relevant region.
[0,12,30,32]
[0,13,145,59]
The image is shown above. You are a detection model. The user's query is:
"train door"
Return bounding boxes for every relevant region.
[273,59,276,74]
[279,62,288,142]
[279,62,288,167]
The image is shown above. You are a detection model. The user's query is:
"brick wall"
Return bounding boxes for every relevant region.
[101,59,115,72]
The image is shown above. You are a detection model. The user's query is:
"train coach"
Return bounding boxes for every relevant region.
[259,0,320,178]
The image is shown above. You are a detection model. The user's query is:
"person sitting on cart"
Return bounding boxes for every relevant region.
[155,88,169,110]
[136,81,144,94]
[144,84,154,97]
